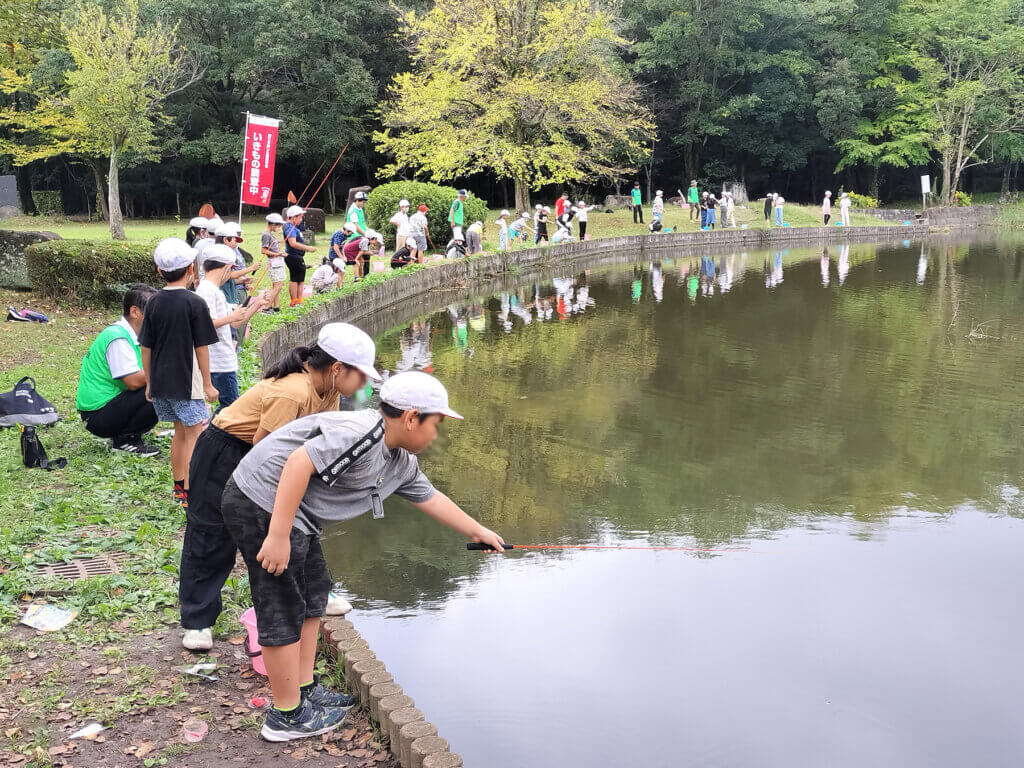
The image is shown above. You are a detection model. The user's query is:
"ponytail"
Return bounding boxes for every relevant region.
[263,343,344,379]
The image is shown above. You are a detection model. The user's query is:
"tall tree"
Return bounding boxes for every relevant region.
[61,0,199,238]
[375,0,654,211]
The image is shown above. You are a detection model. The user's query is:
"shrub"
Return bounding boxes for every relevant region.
[32,190,63,216]
[847,191,878,209]
[953,190,972,207]
[364,181,488,249]
[25,239,159,306]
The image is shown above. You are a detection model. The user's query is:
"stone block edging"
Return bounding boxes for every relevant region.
[260,223,938,371]
[320,617,463,767]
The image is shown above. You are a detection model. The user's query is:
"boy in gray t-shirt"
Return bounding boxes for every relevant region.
[220,371,505,743]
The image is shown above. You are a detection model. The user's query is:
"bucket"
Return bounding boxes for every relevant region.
[239,607,266,675]
[372,261,387,273]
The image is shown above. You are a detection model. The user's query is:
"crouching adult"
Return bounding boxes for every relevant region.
[76,284,160,456]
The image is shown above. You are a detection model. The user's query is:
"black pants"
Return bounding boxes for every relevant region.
[79,387,158,442]
[633,204,644,223]
[824,214,831,225]
[179,425,251,629]
[579,221,587,239]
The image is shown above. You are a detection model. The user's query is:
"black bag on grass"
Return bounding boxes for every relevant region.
[20,426,66,471]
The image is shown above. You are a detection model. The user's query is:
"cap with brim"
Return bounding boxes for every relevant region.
[354,191,368,201]
[399,199,410,207]
[331,258,345,271]
[189,216,209,229]
[266,212,285,224]
[365,230,382,241]
[203,243,237,266]
[500,209,509,217]
[286,205,305,218]
[207,216,225,231]
[215,222,243,241]
[458,189,468,196]
[380,371,463,420]
[342,222,356,233]
[418,204,428,212]
[153,238,197,271]
[317,322,380,381]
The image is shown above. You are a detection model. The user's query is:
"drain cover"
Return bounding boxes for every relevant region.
[36,553,125,580]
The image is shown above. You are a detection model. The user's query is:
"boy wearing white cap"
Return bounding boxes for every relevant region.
[284,205,316,307]
[220,370,505,741]
[495,210,510,251]
[262,213,287,312]
[139,238,219,508]
[389,199,411,252]
[196,244,268,408]
[179,322,379,652]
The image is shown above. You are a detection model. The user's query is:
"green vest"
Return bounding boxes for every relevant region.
[76,323,140,412]
[449,198,464,226]
[347,204,366,233]
[631,188,642,205]
[687,186,699,203]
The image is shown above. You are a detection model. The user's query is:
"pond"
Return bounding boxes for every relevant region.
[322,235,1024,767]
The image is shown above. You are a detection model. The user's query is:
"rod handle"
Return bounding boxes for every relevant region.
[466,543,515,551]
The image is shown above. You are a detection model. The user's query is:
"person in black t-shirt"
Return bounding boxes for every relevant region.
[139,238,219,508]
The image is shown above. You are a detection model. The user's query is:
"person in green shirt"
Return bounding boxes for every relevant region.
[76,284,160,456]
[346,191,368,240]
[631,182,643,224]
[687,180,699,221]
[449,189,467,240]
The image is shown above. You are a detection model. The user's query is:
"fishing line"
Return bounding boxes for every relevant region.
[467,543,747,554]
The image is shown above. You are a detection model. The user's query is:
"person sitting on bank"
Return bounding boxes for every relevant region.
[391,239,418,269]
[76,284,161,457]
[445,234,467,259]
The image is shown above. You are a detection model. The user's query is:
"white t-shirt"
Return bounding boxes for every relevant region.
[576,205,591,222]
[822,197,831,214]
[106,317,142,380]
[389,211,411,237]
[839,197,851,212]
[409,212,428,238]
[196,279,237,373]
[775,197,785,208]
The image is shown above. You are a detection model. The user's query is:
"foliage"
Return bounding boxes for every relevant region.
[30,190,61,215]
[25,238,158,305]
[375,0,655,209]
[847,192,879,209]
[364,181,488,248]
[953,191,972,207]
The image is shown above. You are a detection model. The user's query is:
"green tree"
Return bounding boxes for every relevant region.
[61,0,199,238]
[375,0,654,211]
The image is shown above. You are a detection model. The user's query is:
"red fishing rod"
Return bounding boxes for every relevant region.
[301,144,348,209]
[468,543,747,554]
[292,158,328,206]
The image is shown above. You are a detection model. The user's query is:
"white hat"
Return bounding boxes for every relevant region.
[399,199,410,208]
[454,234,465,242]
[354,191,368,201]
[500,209,509,217]
[380,371,463,419]
[365,229,382,241]
[577,200,585,206]
[202,243,237,266]
[841,192,848,197]
[543,206,551,212]
[189,216,209,229]
[215,221,243,241]
[342,222,356,234]
[656,190,663,196]
[535,204,542,210]
[285,205,305,218]
[825,190,832,196]
[317,322,380,381]
[153,238,197,271]
[266,212,285,224]
[206,216,225,231]
[331,258,345,271]
[521,212,529,218]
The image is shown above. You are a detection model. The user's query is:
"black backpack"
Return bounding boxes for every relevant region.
[0,377,65,471]
[20,426,66,471]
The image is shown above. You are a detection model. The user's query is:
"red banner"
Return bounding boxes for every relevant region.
[241,115,280,207]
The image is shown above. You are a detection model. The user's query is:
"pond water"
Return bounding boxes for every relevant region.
[322,236,1024,767]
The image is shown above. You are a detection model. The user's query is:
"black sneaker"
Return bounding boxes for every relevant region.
[260,700,348,742]
[6,307,28,322]
[112,436,161,458]
[302,677,358,710]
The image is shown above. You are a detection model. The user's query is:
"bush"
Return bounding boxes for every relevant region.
[32,190,63,216]
[847,191,878,209]
[364,181,488,249]
[26,239,159,306]
[953,190,972,207]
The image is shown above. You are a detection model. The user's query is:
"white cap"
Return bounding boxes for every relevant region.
[286,205,305,218]
[331,258,345,271]
[202,243,237,266]
[153,238,197,271]
[189,216,209,228]
[399,199,410,208]
[342,222,356,234]
[577,200,585,206]
[354,191,368,200]
[380,371,463,420]
[365,229,382,241]
[500,209,509,217]
[206,216,225,231]
[454,234,465,242]
[521,212,529,218]
[266,212,285,224]
[841,192,848,197]
[317,322,380,381]
[825,190,832,196]
[543,206,551,212]
[215,221,243,240]
[535,204,542,210]
[656,190,663,196]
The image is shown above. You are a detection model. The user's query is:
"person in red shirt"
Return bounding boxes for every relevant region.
[555,192,569,219]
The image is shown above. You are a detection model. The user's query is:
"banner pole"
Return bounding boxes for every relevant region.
[238,111,251,225]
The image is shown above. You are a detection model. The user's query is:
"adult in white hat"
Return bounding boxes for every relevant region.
[179,321,380,653]
[652,190,665,224]
[390,199,412,252]
[217,366,503,739]
[284,205,317,306]
[839,191,851,227]
[262,213,287,312]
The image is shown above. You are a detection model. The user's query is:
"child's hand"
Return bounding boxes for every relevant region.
[257,533,291,575]
[471,526,506,553]
[204,384,219,403]
[145,386,152,402]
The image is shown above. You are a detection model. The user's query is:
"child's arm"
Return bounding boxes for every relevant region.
[140,347,152,401]
[227,299,266,329]
[194,345,218,403]
[256,446,315,575]
[412,491,505,552]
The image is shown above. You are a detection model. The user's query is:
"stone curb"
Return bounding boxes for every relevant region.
[321,618,461,767]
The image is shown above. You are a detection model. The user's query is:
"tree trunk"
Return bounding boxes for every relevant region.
[939,151,954,206]
[89,159,109,222]
[514,177,530,212]
[1000,163,1011,200]
[869,166,880,200]
[16,165,35,214]
[108,146,126,240]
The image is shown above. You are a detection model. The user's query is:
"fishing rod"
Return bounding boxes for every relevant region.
[302,144,348,210]
[293,158,328,206]
[467,543,747,554]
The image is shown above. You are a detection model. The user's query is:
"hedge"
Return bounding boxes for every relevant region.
[25,239,158,306]
[364,181,488,249]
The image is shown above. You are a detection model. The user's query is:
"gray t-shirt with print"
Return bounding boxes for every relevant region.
[232,409,436,534]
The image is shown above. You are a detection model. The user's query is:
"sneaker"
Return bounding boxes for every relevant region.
[260,700,348,742]
[182,627,214,651]
[173,486,188,508]
[112,436,161,458]
[302,676,358,710]
[6,307,28,322]
[325,592,351,616]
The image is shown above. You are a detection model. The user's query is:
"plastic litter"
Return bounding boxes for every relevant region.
[21,604,77,632]
[248,695,269,710]
[181,662,219,682]
[182,717,208,743]
[239,607,266,675]
[70,723,105,740]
